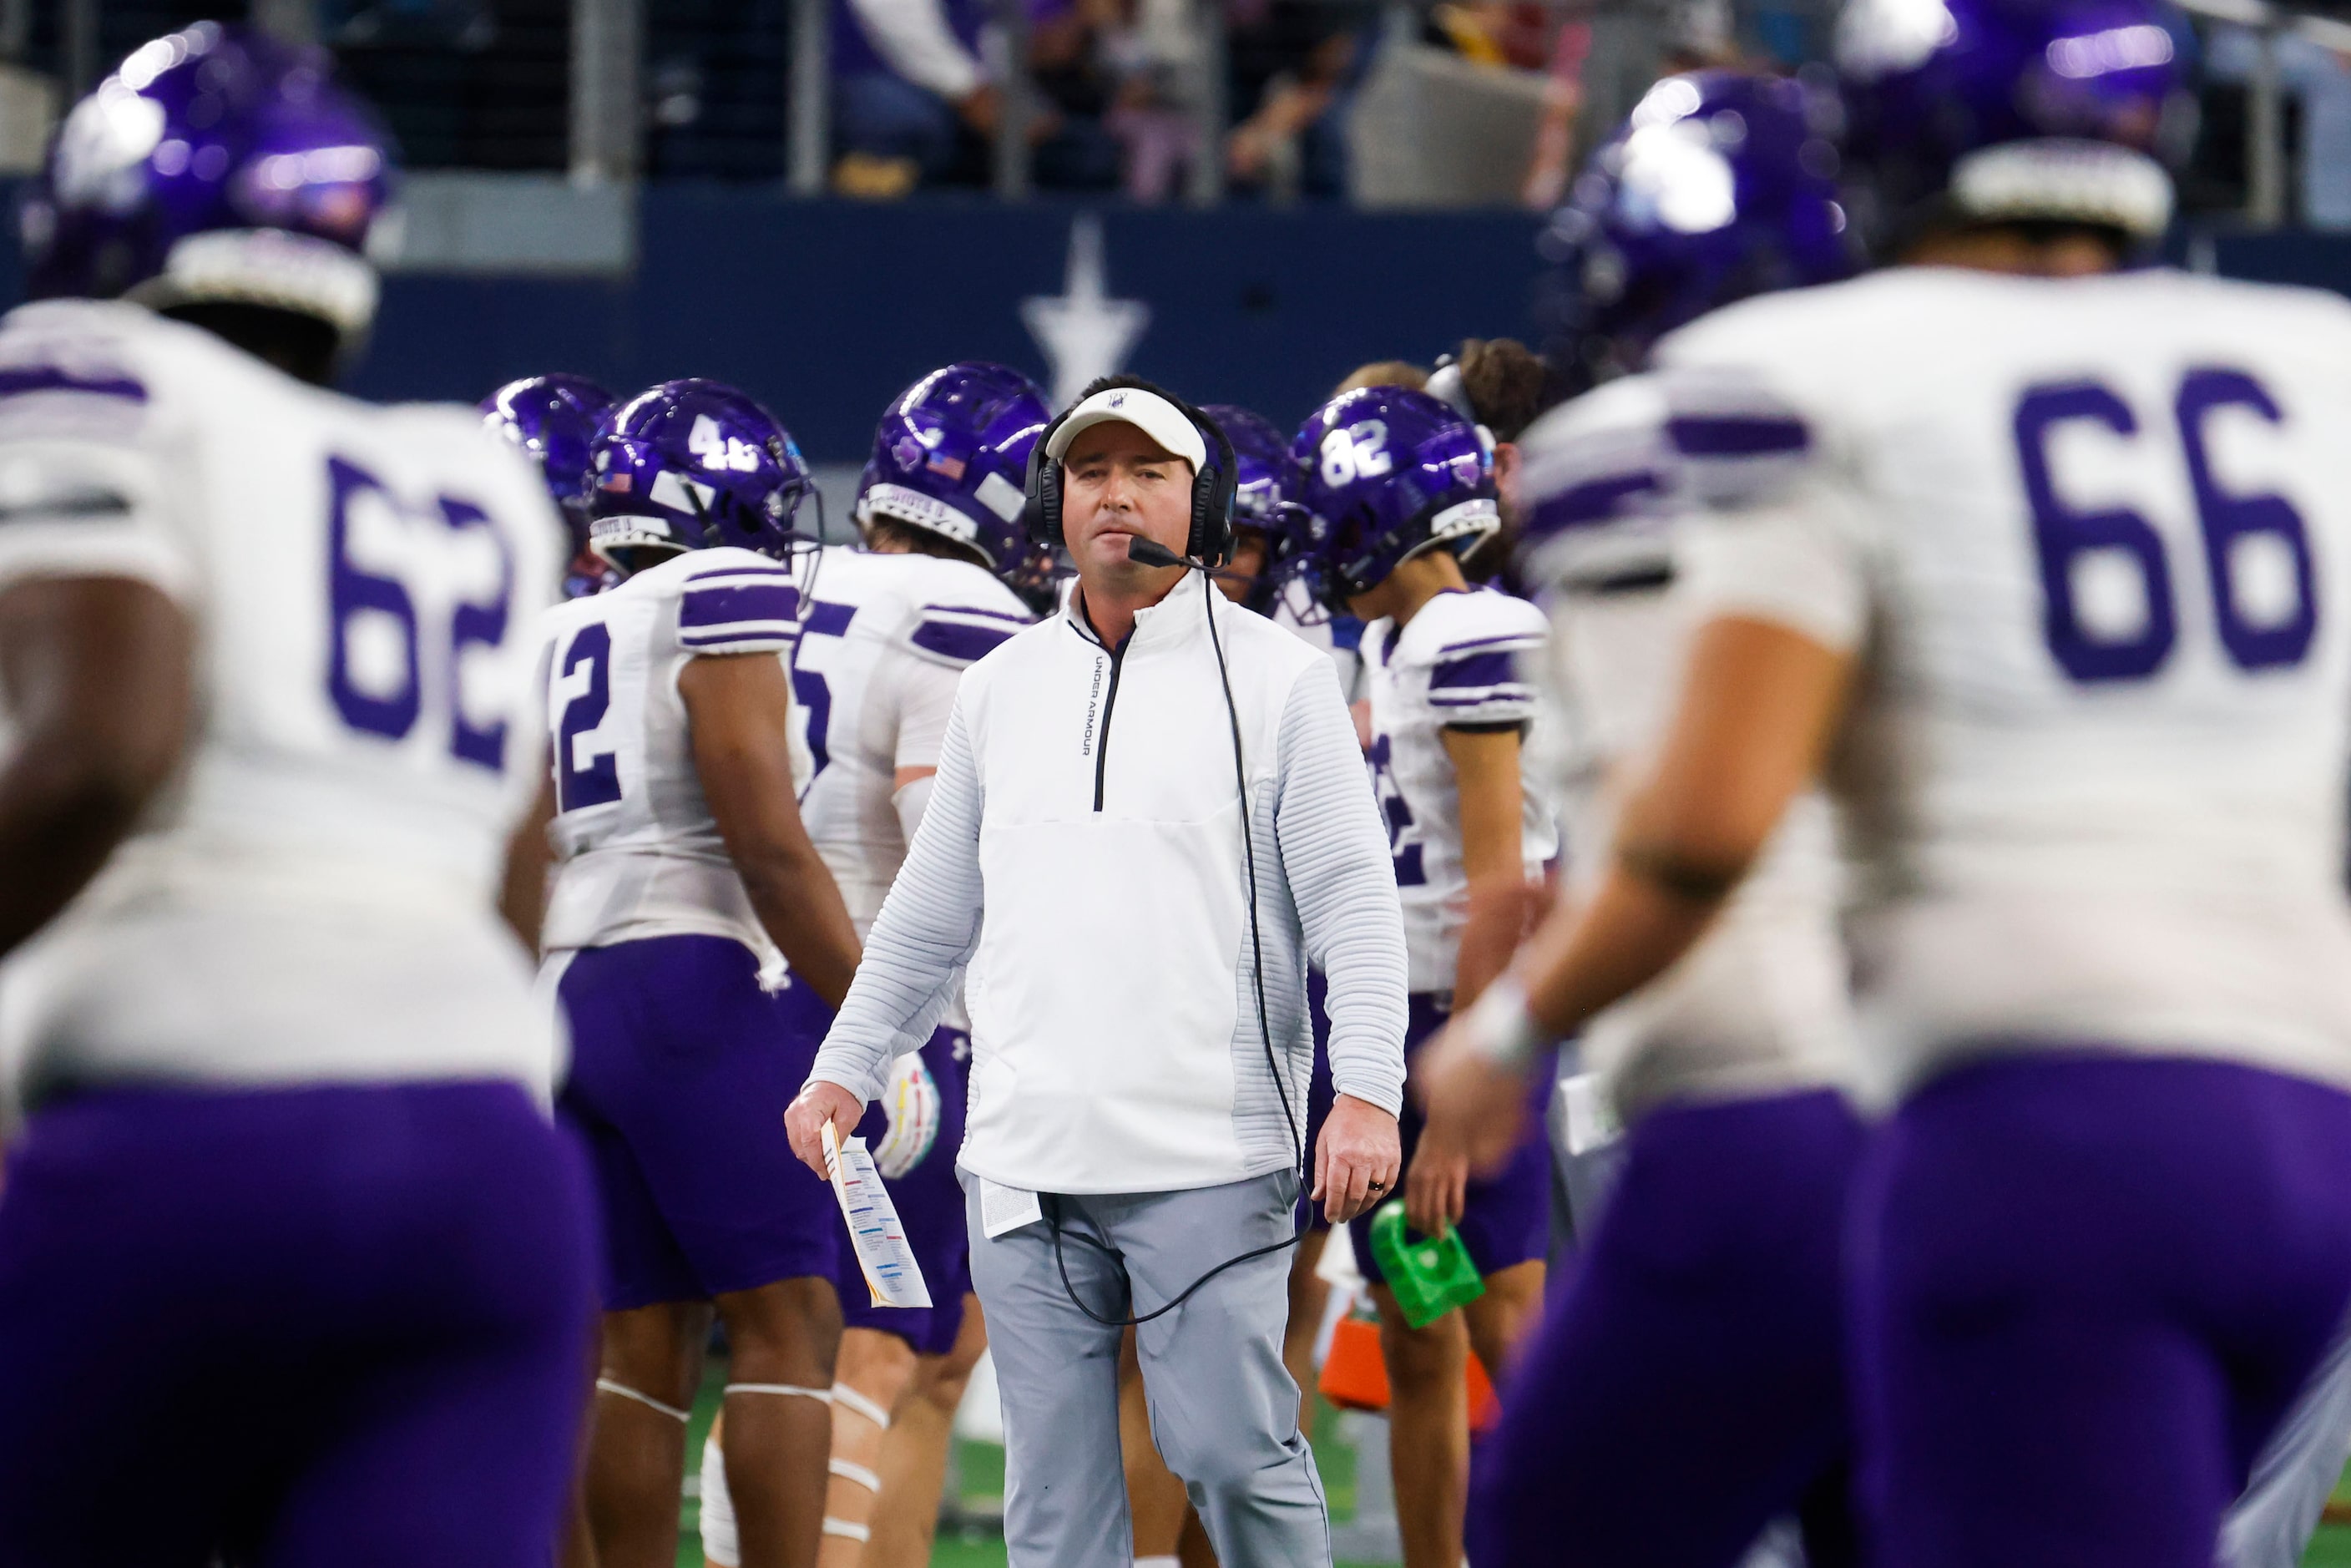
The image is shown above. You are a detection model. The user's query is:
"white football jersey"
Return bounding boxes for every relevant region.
[1360,584,1560,994]
[1517,372,1854,1120]
[785,544,1031,930]
[538,546,803,958]
[0,301,564,1114]
[1260,573,1363,699]
[1656,267,2351,1100]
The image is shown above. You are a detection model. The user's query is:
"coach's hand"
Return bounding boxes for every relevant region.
[1314,1094,1403,1227]
[786,1080,867,1181]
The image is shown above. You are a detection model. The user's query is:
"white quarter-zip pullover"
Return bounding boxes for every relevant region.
[811,568,1408,1195]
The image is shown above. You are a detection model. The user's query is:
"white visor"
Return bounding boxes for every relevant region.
[1044,387,1207,473]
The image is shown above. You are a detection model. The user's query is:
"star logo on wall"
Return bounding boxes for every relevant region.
[1021,215,1150,410]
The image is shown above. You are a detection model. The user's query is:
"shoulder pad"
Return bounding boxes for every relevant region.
[901,598,1031,669]
[0,303,163,448]
[1518,376,1680,593]
[886,554,1032,668]
[674,550,803,654]
[1394,586,1546,668]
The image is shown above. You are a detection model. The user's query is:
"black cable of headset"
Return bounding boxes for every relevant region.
[1047,571,1306,1330]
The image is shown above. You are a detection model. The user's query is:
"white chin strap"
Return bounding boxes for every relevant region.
[126,228,380,341]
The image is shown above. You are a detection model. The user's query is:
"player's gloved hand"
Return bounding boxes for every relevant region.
[872,1050,941,1180]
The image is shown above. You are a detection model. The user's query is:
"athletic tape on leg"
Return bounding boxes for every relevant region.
[829,1457,883,1492]
[596,1377,690,1422]
[831,1382,893,1429]
[725,1382,835,1402]
[700,1432,741,1568]
[823,1518,874,1542]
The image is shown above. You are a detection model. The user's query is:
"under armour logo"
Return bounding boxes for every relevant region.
[1109,392,1126,407]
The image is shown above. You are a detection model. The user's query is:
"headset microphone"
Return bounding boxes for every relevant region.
[1122,537,1193,570]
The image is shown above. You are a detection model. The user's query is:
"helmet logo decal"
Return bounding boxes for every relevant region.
[1318,422,1393,488]
[1836,0,1959,78]
[687,412,766,473]
[1620,122,1739,235]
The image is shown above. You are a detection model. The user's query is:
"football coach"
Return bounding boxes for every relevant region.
[787,377,1406,1568]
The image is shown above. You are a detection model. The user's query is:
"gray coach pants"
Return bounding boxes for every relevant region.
[964,1169,1330,1568]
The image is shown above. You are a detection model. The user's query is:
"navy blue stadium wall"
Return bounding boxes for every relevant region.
[345,194,1552,460]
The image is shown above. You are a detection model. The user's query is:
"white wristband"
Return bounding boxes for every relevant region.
[1461,976,1551,1070]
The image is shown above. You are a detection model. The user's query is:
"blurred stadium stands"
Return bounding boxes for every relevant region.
[18,0,2349,213]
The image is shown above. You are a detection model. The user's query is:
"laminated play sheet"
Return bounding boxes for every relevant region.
[822,1120,933,1309]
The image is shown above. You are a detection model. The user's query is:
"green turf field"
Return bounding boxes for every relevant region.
[670,1359,2351,1566]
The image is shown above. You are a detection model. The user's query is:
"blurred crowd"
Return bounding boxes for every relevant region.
[217,0,2351,219]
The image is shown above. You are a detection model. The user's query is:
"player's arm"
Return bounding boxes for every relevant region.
[0,576,194,957]
[497,769,558,951]
[1404,721,1534,1236]
[1443,723,1534,1013]
[1420,615,1853,1170]
[680,651,862,1008]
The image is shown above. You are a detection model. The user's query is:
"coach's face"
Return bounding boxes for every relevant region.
[1063,422,1195,581]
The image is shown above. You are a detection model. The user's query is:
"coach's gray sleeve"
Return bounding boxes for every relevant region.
[1275,660,1408,1117]
[808,697,985,1102]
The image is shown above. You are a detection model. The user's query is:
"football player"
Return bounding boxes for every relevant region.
[1204,402,1365,691]
[0,27,583,1565]
[1421,3,2351,1564]
[1292,386,1558,1568]
[1446,71,1867,1568]
[698,362,1041,1568]
[544,381,862,1568]
[481,372,617,598]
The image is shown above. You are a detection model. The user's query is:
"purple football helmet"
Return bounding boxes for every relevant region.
[1540,72,1857,391]
[857,362,1050,578]
[1201,404,1308,537]
[587,380,818,571]
[23,23,397,346]
[482,374,614,530]
[1291,387,1500,609]
[483,374,616,598]
[1202,403,1313,611]
[1835,0,2196,252]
